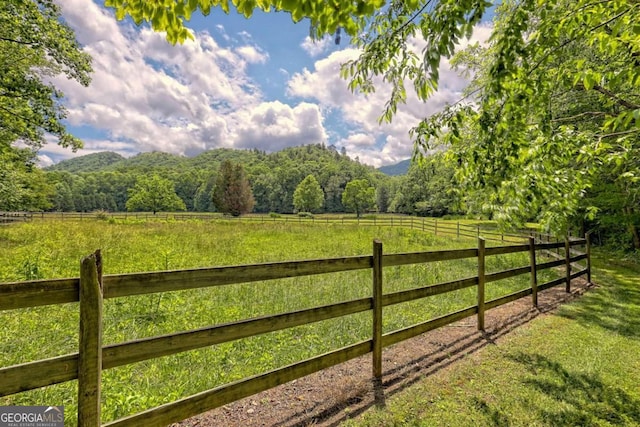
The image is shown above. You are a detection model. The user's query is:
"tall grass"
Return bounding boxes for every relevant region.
[0,219,555,425]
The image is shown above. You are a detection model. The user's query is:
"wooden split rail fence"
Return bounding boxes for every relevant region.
[0,235,590,426]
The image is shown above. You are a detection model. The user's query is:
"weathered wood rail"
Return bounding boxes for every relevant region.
[0,235,590,426]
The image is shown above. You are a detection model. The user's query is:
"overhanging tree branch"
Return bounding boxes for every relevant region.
[592,84,640,110]
[0,36,38,46]
[597,129,640,139]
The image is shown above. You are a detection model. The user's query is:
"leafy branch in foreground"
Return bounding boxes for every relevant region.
[105,0,385,44]
[1,0,92,150]
[413,0,640,233]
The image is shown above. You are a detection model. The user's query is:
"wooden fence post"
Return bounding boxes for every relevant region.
[434,219,438,236]
[78,250,103,427]
[586,232,592,285]
[529,237,538,307]
[372,239,383,379]
[565,237,571,293]
[457,221,460,238]
[477,237,486,331]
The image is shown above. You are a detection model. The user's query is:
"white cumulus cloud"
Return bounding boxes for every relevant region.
[43,0,330,164]
[287,26,492,166]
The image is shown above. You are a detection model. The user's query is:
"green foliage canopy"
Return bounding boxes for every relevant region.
[416,0,640,232]
[125,174,186,213]
[105,0,386,44]
[1,0,92,150]
[0,0,92,212]
[389,153,457,217]
[293,174,324,213]
[342,179,375,217]
[0,148,52,211]
[44,145,390,215]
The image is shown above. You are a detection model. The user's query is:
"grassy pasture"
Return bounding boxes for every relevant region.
[0,218,557,425]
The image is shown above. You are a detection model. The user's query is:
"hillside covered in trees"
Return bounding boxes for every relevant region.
[41,144,457,217]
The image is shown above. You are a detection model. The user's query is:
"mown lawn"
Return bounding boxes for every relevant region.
[344,251,640,426]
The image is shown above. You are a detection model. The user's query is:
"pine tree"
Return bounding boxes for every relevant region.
[212,160,255,216]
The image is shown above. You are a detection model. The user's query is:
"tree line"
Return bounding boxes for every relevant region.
[39,144,458,218]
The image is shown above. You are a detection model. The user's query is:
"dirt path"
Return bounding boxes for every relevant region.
[173,279,592,427]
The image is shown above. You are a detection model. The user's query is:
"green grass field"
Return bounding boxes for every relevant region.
[0,218,558,425]
[343,251,640,426]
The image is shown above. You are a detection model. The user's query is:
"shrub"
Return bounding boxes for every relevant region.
[94,210,110,221]
[297,212,314,219]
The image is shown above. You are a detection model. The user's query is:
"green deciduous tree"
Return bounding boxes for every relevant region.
[106,0,386,44]
[417,0,640,233]
[1,0,92,211]
[0,147,52,211]
[342,179,375,217]
[389,154,458,217]
[125,175,186,214]
[212,160,255,216]
[293,174,324,213]
[194,174,216,212]
[1,0,92,150]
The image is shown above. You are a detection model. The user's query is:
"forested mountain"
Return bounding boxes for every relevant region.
[377,159,410,176]
[45,152,125,173]
[40,145,460,217]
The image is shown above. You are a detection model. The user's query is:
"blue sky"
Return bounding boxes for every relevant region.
[44,1,492,168]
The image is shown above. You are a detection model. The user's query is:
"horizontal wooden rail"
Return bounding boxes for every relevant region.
[0,278,79,311]
[570,268,588,280]
[0,257,371,310]
[485,288,533,310]
[538,276,567,291]
[382,306,478,347]
[536,259,566,271]
[572,253,588,262]
[382,277,477,307]
[536,241,568,251]
[104,256,372,298]
[485,244,529,256]
[0,354,78,397]
[103,298,372,369]
[383,248,477,266]
[486,265,531,283]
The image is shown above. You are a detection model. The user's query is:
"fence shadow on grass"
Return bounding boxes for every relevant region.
[265,282,592,427]
[507,352,640,426]
[557,259,640,340]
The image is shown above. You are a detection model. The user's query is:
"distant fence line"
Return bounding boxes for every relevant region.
[0,211,530,245]
[0,233,591,426]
